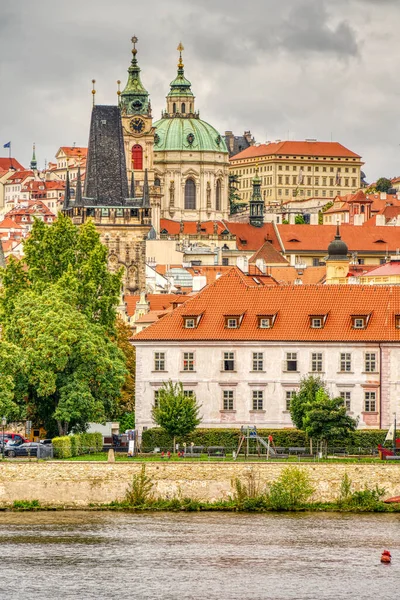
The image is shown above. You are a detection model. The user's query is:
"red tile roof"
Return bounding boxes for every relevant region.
[124,293,191,317]
[222,221,281,251]
[59,147,88,158]
[230,141,361,161]
[361,260,400,277]
[160,219,227,235]
[0,217,23,230]
[134,267,400,342]
[249,241,288,265]
[0,158,24,171]
[277,224,400,253]
[268,266,326,284]
[6,170,34,183]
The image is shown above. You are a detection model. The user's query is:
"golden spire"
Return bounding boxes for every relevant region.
[177,42,184,68]
[91,79,96,107]
[255,160,259,176]
[131,35,138,58]
[117,80,121,104]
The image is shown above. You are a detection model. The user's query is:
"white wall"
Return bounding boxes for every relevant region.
[134,341,388,433]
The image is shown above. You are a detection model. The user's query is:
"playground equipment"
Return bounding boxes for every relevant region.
[234,426,285,460]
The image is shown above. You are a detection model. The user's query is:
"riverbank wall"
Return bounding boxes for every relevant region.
[1,462,400,506]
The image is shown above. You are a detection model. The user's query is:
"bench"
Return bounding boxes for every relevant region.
[207,446,226,458]
[183,445,204,458]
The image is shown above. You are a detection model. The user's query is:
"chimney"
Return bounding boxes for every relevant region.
[236,256,249,273]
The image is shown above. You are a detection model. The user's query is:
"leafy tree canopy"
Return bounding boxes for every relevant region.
[289,375,326,430]
[1,281,127,436]
[112,318,136,417]
[1,214,122,332]
[229,173,247,215]
[302,389,358,451]
[151,381,202,450]
[375,177,392,193]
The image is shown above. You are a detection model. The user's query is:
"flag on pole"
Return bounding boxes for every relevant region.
[385,424,394,443]
[3,142,11,149]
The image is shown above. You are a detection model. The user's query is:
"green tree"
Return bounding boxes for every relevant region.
[112,318,136,417]
[5,214,122,332]
[151,381,202,452]
[375,177,392,193]
[302,389,358,455]
[2,281,127,436]
[229,174,247,214]
[295,214,306,224]
[289,375,326,430]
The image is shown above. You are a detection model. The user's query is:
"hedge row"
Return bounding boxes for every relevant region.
[53,433,103,458]
[141,428,390,453]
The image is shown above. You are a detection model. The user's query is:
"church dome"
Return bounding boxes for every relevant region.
[153,117,228,153]
[327,225,348,261]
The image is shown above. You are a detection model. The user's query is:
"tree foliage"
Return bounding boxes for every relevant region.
[151,381,202,450]
[4,214,122,332]
[289,375,326,430]
[112,318,136,416]
[1,282,127,436]
[302,389,358,452]
[229,174,247,214]
[375,177,392,193]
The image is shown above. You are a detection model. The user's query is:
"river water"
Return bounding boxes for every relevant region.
[0,511,399,599]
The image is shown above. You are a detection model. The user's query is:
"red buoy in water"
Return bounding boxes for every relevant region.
[381,550,391,564]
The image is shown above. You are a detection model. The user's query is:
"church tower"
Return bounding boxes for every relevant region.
[249,164,264,227]
[120,36,155,193]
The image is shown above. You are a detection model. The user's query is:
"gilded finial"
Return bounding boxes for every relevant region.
[131,35,138,56]
[117,80,121,103]
[255,160,259,175]
[92,79,96,107]
[177,42,184,68]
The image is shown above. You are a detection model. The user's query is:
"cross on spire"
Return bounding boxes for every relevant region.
[177,42,184,68]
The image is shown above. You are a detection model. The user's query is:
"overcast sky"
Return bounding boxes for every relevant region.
[1,0,399,181]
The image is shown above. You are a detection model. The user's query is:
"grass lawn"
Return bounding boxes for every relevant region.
[60,452,388,464]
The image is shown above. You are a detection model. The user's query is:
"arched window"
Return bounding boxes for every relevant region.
[154,177,161,187]
[184,179,196,210]
[181,103,186,114]
[132,145,143,170]
[173,102,176,113]
[216,179,221,211]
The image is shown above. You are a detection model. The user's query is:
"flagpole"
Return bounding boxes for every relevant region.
[394,413,397,455]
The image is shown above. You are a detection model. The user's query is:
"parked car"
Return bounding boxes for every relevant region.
[0,433,29,447]
[6,443,41,458]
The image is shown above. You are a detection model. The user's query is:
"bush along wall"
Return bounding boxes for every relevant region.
[141,428,390,454]
[53,432,103,458]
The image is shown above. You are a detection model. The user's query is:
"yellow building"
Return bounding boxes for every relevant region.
[230,140,363,205]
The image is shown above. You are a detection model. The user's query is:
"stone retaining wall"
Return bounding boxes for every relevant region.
[0,462,400,506]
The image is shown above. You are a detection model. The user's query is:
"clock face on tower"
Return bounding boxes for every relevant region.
[130,117,145,134]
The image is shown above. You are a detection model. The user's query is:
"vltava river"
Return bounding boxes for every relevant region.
[0,511,398,599]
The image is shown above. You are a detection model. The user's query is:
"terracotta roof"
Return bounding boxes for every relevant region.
[124,293,191,317]
[0,217,23,230]
[159,219,227,235]
[135,310,168,324]
[249,241,288,265]
[222,221,281,251]
[0,158,24,171]
[230,141,361,161]
[277,224,400,253]
[6,170,34,183]
[59,147,88,158]
[361,260,400,277]
[134,267,400,342]
[268,266,326,285]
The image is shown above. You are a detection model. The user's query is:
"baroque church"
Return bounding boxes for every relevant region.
[63,37,230,294]
[119,37,230,228]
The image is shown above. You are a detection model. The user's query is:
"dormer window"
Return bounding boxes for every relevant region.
[309,314,328,329]
[351,315,370,329]
[183,314,203,329]
[227,318,238,329]
[224,314,245,329]
[258,314,277,329]
[395,315,400,329]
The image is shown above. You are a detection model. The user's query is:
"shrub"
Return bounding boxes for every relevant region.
[337,473,353,505]
[52,436,72,458]
[13,500,40,509]
[93,432,103,452]
[70,434,82,457]
[231,471,268,510]
[267,466,314,510]
[345,485,386,511]
[125,465,154,506]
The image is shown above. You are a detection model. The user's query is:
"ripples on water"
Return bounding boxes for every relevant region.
[0,511,398,600]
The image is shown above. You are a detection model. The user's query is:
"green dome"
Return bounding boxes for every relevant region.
[153,117,228,153]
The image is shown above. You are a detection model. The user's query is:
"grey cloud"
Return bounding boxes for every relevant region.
[0,0,399,181]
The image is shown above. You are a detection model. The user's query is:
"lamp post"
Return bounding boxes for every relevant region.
[1,417,6,460]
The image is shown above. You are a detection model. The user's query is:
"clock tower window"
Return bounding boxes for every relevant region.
[181,103,186,113]
[132,145,143,170]
[173,102,177,113]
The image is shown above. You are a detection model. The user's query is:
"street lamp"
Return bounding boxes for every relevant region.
[1,417,6,460]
